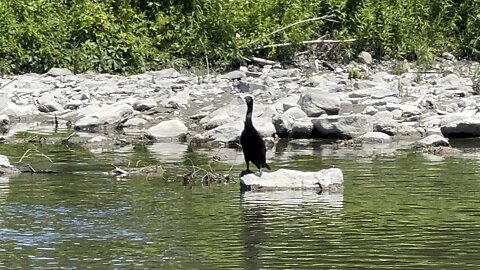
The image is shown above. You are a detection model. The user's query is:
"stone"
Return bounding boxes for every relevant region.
[133,98,157,112]
[0,155,20,177]
[355,132,391,143]
[221,70,245,80]
[273,107,309,137]
[45,68,74,77]
[237,81,265,93]
[386,103,421,117]
[417,134,450,147]
[298,89,341,116]
[1,102,39,117]
[74,103,134,130]
[240,168,344,192]
[311,114,373,138]
[123,117,148,127]
[64,100,83,110]
[204,122,243,143]
[150,68,180,80]
[0,155,13,168]
[373,115,399,136]
[290,120,314,139]
[348,87,398,99]
[442,52,456,61]
[357,51,373,64]
[146,119,188,140]
[440,114,480,138]
[37,95,64,113]
[0,115,9,133]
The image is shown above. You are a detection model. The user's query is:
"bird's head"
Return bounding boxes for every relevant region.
[244,95,254,105]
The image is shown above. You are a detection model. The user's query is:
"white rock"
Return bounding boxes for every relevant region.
[357,51,373,64]
[298,89,342,116]
[240,168,344,192]
[146,119,188,139]
[355,132,391,143]
[0,155,13,168]
[133,98,157,112]
[45,68,74,77]
[75,103,134,130]
[418,134,449,147]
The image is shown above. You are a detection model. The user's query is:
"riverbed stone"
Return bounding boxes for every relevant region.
[150,68,180,80]
[355,131,391,143]
[417,134,450,147]
[221,70,245,80]
[440,113,480,138]
[240,168,344,192]
[311,114,373,138]
[74,103,134,131]
[133,98,157,112]
[357,51,373,64]
[298,89,341,116]
[146,119,188,140]
[45,67,74,77]
[37,94,64,113]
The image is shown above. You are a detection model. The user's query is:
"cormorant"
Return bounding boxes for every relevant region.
[240,96,271,175]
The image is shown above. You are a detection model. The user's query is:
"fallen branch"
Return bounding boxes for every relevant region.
[249,57,278,65]
[0,78,16,90]
[248,15,337,45]
[256,38,357,50]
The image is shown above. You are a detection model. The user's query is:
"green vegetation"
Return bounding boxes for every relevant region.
[0,0,479,74]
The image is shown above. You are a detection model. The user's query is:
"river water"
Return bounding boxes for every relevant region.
[1,135,480,269]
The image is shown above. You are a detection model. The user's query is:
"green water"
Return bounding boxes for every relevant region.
[1,139,480,269]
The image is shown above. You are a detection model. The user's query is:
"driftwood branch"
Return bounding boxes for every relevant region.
[0,79,15,90]
[248,15,337,45]
[256,38,357,50]
[249,57,278,65]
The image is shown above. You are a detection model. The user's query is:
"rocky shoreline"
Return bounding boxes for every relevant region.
[1,53,480,154]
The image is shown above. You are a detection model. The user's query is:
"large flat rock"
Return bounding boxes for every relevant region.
[240,168,343,192]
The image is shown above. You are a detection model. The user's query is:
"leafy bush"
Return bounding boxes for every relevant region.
[0,0,478,74]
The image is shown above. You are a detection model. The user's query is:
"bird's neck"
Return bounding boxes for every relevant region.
[245,103,254,127]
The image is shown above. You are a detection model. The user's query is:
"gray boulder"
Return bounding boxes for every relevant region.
[45,68,74,77]
[146,119,188,140]
[357,51,373,64]
[204,122,243,143]
[238,81,265,93]
[0,155,20,176]
[221,70,245,80]
[440,113,480,138]
[37,95,64,113]
[273,107,312,138]
[75,103,134,131]
[311,114,373,138]
[133,98,157,112]
[150,68,180,80]
[355,132,391,143]
[417,134,450,147]
[298,89,341,116]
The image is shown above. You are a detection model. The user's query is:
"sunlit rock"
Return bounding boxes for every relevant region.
[0,155,20,177]
[146,119,188,140]
[355,132,391,143]
[311,114,373,138]
[240,168,343,192]
[297,89,342,116]
[440,113,480,138]
[74,103,134,131]
[417,134,450,147]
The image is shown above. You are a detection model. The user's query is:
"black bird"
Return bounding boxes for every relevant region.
[240,96,271,175]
